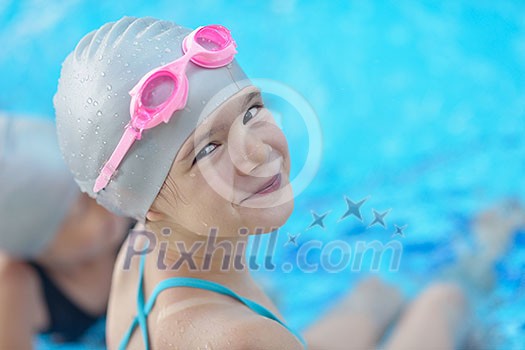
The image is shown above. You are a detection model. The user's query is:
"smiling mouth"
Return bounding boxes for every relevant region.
[242,173,282,202]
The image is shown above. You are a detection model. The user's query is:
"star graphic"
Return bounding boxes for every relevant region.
[338,196,369,222]
[391,224,407,238]
[307,210,330,230]
[285,232,300,247]
[367,208,391,228]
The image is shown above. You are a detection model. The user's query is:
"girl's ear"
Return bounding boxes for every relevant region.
[146,209,168,222]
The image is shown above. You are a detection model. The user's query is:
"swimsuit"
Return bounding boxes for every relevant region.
[29,262,102,343]
[30,221,135,343]
[119,253,307,349]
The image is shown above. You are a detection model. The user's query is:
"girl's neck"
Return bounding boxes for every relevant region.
[142,220,253,285]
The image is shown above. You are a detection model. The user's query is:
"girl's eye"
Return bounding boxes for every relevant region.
[242,105,263,125]
[193,143,219,165]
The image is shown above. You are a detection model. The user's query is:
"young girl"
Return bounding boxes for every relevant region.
[54,17,470,349]
[0,115,132,348]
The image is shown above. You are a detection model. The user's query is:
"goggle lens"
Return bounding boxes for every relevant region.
[194,25,232,52]
[141,74,176,109]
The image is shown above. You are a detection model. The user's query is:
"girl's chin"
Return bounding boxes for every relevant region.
[246,206,294,233]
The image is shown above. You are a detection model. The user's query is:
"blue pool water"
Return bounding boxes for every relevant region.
[2,1,524,348]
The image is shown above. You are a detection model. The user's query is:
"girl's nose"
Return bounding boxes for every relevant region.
[229,131,272,176]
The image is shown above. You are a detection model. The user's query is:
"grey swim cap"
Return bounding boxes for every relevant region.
[54,17,249,221]
[0,114,79,258]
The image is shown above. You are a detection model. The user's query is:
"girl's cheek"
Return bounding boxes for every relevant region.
[199,159,236,200]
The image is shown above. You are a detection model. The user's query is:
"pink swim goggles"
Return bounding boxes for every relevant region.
[93,25,237,193]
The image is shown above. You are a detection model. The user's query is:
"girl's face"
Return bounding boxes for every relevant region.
[150,85,294,236]
[38,193,130,266]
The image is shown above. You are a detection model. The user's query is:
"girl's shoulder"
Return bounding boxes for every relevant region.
[150,299,304,350]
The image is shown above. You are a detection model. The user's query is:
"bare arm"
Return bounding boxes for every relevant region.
[0,256,48,350]
[383,283,469,350]
[230,317,305,350]
[303,277,404,350]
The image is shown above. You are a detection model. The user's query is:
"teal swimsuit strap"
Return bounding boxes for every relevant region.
[119,251,150,350]
[119,253,307,349]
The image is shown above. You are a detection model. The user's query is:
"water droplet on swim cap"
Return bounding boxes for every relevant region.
[97,110,103,117]
[107,84,112,91]
[87,97,93,104]
[101,71,106,77]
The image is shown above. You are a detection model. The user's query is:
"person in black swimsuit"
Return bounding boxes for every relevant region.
[0,114,133,348]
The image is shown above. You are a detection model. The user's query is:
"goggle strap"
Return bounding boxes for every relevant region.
[93,127,138,192]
